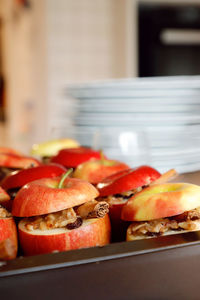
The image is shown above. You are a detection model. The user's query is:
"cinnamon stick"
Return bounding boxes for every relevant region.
[150,169,178,186]
[88,202,109,218]
[77,200,109,219]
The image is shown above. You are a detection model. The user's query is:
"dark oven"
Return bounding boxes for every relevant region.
[139,3,200,77]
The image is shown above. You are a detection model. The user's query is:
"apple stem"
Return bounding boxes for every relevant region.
[100,150,105,163]
[100,150,113,166]
[58,168,73,189]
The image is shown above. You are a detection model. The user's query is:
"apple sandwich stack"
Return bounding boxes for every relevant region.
[121,182,200,240]
[0,187,18,260]
[11,172,111,256]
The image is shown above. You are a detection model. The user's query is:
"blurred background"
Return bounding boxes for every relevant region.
[0,0,200,156]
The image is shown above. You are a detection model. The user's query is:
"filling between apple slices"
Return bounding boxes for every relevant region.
[127,207,200,240]
[0,205,11,218]
[99,187,145,205]
[24,200,109,231]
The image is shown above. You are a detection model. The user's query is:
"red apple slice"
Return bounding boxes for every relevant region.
[97,166,161,197]
[121,183,200,221]
[1,163,67,190]
[0,153,40,169]
[51,147,102,167]
[0,214,18,260]
[12,177,99,217]
[73,159,129,184]
[18,214,111,256]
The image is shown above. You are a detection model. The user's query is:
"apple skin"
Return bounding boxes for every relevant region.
[97,166,161,197]
[51,147,102,168]
[1,163,67,190]
[0,217,18,259]
[12,177,99,217]
[0,187,12,210]
[108,200,130,242]
[0,153,40,169]
[73,159,129,184]
[31,138,80,157]
[121,183,200,221]
[18,214,111,256]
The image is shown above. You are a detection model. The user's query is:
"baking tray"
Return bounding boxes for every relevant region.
[1,232,200,300]
[1,231,200,278]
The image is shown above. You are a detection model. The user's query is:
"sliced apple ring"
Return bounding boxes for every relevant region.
[18,214,111,256]
[121,183,200,221]
[12,177,99,217]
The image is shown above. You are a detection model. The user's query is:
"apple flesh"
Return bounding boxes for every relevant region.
[0,216,18,260]
[12,176,99,217]
[73,159,129,184]
[31,138,80,157]
[121,183,200,221]
[18,214,111,256]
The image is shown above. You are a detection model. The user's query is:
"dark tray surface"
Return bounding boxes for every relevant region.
[1,230,200,278]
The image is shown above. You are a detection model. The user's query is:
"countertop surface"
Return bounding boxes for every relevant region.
[173,171,200,185]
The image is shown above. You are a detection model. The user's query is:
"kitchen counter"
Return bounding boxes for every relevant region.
[173,171,200,185]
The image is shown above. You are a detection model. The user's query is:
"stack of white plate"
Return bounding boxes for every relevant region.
[63,76,200,174]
